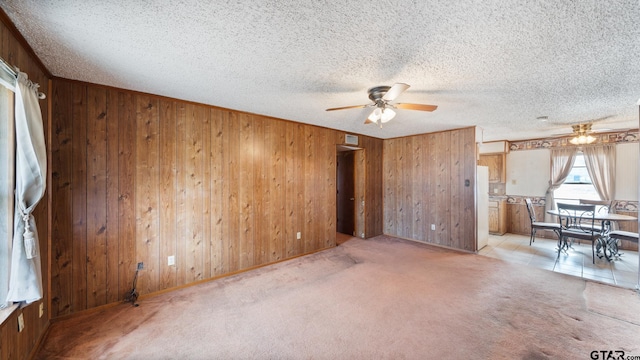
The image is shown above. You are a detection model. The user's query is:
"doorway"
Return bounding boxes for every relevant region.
[336,150,355,236]
[336,145,365,245]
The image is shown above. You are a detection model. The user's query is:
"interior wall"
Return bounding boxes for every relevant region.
[506,144,639,201]
[49,78,384,318]
[504,144,639,245]
[382,127,477,252]
[505,149,550,196]
[0,13,50,360]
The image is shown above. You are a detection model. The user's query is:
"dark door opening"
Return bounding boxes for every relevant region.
[336,150,355,236]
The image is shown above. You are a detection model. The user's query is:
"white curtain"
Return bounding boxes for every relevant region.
[544,147,578,222]
[5,71,46,304]
[583,145,616,202]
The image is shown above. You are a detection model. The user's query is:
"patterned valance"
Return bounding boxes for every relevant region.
[509,129,638,151]
[505,195,638,212]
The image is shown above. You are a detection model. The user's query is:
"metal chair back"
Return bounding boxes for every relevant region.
[525,198,537,222]
[579,199,612,216]
[557,203,596,235]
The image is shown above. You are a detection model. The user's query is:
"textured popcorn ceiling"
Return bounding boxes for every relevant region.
[2,0,640,141]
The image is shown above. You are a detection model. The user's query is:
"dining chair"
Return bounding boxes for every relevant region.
[525,198,560,245]
[556,203,599,263]
[578,199,612,213]
[606,230,639,260]
[579,199,613,232]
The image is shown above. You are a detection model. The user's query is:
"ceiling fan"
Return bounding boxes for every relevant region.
[326,83,437,127]
[546,116,624,144]
[568,123,597,144]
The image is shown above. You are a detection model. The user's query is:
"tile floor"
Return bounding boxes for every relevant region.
[479,233,640,289]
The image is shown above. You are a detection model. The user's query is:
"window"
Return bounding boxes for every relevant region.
[554,152,599,205]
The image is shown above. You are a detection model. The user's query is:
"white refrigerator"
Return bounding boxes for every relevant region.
[477,166,489,250]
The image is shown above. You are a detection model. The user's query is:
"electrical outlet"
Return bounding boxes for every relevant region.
[39,303,44,318]
[168,255,175,266]
[296,232,301,240]
[17,313,24,332]
[137,262,144,270]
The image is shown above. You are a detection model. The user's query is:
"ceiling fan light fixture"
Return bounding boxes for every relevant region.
[569,123,596,145]
[368,107,382,122]
[380,108,396,123]
[569,134,596,145]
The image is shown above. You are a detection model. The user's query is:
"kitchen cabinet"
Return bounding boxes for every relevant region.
[478,154,505,183]
[488,199,507,235]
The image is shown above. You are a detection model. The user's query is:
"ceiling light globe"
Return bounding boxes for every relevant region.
[368,108,382,122]
[380,108,396,123]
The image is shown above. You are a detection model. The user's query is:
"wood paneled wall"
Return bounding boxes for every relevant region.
[49,79,384,317]
[506,202,557,240]
[382,128,477,251]
[0,12,50,360]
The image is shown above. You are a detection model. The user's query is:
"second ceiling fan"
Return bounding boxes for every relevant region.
[326,83,437,127]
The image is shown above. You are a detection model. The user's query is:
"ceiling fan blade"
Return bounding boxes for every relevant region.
[382,83,410,101]
[325,104,368,111]
[394,103,438,112]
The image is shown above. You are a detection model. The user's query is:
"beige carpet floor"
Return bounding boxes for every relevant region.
[37,235,640,359]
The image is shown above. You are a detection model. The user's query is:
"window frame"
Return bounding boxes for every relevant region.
[0,82,15,316]
[554,152,600,205]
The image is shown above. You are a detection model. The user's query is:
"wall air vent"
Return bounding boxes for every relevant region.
[345,134,358,146]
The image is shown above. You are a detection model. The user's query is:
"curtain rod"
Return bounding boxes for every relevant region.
[0,57,17,77]
[0,56,46,99]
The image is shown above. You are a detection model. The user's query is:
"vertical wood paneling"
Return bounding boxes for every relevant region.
[410,138,420,239]
[427,133,437,243]
[364,136,383,238]
[239,114,255,269]
[48,79,383,321]
[285,123,304,257]
[210,108,224,275]
[50,80,73,316]
[253,117,265,264]
[175,103,187,284]
[117,92,136,301]
[135,95,160,294]
[463,128,476,251]
[159,99,176,289]
[396,138,406,237]
[383,128,477,251]
[269,120,286,261]
[85,86,108,308]
[105,89,120,303]
[383,139,396,234]
[202,107,212,279]
[449,131,461,249]
[226,111,240,272]
[321,129,335,248]
[303,127,316,253]
[71,83,87,312]
[184,104,205,282]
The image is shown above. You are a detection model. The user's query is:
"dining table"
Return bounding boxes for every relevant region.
[546,209,637,261]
